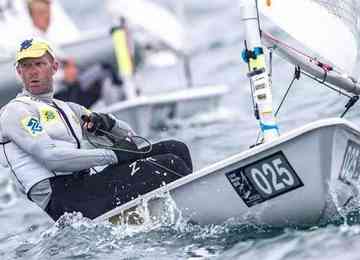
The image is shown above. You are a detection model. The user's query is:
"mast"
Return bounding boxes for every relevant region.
[111,17,138,100]
[240,0,279,143]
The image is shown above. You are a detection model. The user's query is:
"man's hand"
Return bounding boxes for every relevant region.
[81,112,115,135]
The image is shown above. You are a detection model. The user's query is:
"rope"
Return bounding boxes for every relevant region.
[82,122,152,155]
[82,124,186,178]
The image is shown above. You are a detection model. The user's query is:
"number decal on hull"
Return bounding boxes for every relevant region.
[226,151,304,207]
[339,140,360,184]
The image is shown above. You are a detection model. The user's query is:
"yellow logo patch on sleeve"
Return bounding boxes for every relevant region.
[21,116,44,137]
[40,107,60,124]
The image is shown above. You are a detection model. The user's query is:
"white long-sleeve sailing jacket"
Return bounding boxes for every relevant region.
[0,93,134,209]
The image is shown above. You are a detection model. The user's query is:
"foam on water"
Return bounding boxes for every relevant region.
[5,203,360,260]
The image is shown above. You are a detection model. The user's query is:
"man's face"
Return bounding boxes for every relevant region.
[16,54,59,95]
[30,0,51,32]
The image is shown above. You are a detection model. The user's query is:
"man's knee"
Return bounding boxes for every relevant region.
[160,139,188,150]
[150,153,192,176]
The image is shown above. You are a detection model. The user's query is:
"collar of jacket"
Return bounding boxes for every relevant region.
[18,88,54,104]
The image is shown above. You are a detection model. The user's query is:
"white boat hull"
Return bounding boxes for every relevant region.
[96,84,229,136]
[96,118,360,227]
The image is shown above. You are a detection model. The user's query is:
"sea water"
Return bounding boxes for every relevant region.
[1,0,360,259]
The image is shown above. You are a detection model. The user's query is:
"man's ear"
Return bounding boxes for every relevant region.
[16,65,22,76]
[52,60,59,74]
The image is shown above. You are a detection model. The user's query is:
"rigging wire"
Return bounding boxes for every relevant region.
[274,66,301,117]
[300,70,359,117]
[252,59,299,147]
[274,66,358,118]
[255,0,262,36]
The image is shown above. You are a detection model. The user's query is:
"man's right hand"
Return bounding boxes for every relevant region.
[81,112,115,136]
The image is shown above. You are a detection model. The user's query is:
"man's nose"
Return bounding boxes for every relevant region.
[28,64,40,75]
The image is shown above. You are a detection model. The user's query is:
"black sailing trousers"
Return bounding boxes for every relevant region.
[45,140,192,221]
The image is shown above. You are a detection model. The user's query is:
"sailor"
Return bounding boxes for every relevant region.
[54,58,104,108]
[26,0,80,44]
[0,38,193,221]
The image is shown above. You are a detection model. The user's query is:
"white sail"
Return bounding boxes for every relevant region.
[0,0,80,53]
[258,0,358,73]
[106,0,186,52]
[313,0,360,38]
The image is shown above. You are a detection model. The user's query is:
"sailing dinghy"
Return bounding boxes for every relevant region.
[94,18,229,136]
[93,0,360,227]
[97,84,228,137]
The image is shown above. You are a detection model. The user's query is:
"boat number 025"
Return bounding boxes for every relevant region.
[242,151,303,199]
[249,158,294,195]
[226,151,303,206]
